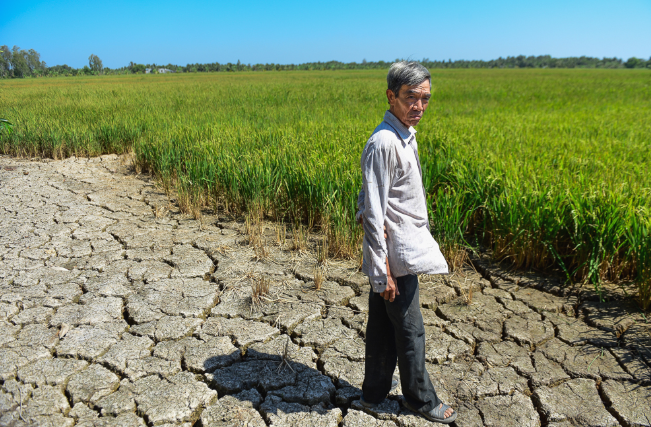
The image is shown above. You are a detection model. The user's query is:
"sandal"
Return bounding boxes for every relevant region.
[403,400,457,424]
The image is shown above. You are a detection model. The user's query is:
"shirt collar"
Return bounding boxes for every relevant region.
[383,110,417,144]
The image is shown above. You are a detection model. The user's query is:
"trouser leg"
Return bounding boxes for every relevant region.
[362,285,398,403]
[386,274,441,411]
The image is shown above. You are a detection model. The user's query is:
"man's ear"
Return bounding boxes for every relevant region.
[386,88,396,106]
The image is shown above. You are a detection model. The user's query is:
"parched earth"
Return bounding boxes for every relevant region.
[0,154,650,427]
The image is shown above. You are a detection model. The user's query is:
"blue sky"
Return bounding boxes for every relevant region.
[1,0,650,69]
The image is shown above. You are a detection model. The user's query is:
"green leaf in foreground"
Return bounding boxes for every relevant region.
[0,119,13,137]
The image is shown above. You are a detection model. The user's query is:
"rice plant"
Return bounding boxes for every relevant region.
[1,69,649,309]
[313,266,325,291]
[251,276,271,312]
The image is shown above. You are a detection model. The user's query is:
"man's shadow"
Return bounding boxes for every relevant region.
[200,338,415,425]
[203,344,355,401]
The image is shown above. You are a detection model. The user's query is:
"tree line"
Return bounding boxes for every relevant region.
[1,45,650,79]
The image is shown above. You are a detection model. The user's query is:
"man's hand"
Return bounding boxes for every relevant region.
[380,257,399,302]
[359,219,398,301]
[380,225,399,302]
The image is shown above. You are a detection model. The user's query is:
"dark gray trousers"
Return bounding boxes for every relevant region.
[362,274,441,411]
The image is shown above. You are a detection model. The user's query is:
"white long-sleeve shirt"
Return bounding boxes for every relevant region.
[357,111,448,293]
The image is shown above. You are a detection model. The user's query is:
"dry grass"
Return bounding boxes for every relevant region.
[316,237,328,266]
[291,223,308,253]
[245,206,270,260]
[491,232,554,272]
[121,149,136,170]
[459,284,474,306]
[323,215,361,260]
[275,223,287,247]
[177,186,206,220]
[276,336,295,373]
[313,265,325,291]
[153,203,169,219]
[443,243,469,273]
[253,240,270,260]
[251,276,271,312]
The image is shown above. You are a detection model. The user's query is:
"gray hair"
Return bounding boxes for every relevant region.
[387,61,431,97]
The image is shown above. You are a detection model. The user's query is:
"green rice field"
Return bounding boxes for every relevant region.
[1,69,649,308]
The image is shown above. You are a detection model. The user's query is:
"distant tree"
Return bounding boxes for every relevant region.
[3,49,648,79]
[47,64,74,76]
[9,46,31,78]
[26,49,46,74]
[128,63,145,73]
[88,54,103,74]
[0,46,10,78]
[624,57,644,69]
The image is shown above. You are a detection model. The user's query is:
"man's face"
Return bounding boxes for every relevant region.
[387,79,431,127]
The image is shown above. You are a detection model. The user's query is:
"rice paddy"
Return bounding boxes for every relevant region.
[1,69,649,308]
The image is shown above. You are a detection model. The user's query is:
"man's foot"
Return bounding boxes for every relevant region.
[403,400,457,424]
[361,376,399,408]
[359,395,377,408]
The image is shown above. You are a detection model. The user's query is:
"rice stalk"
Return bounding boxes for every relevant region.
[313,266,325,291]
[251,276,271,312]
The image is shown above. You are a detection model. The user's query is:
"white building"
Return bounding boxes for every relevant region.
[145,68,174,74]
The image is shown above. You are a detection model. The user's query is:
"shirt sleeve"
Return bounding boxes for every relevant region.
[361,140,395,293]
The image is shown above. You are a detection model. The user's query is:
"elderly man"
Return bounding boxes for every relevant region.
[356,61,456,424]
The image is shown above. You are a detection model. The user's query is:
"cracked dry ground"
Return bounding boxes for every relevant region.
[0,155,649,427]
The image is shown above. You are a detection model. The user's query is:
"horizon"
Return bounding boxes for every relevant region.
[13,55,651,71]
[1,0,650,69]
